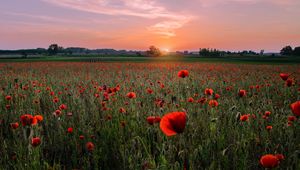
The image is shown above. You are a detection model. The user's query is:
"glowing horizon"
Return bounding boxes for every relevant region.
[0,0,300,52]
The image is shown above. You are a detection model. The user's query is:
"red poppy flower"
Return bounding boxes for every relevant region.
[265,111,271,117]
[266,126,272,130]
[290,101,300,116]
[10,122,19,129]
[214,93,220,100]
[275,154,284,161]
[53,97,59,103]
[288,116,297,121]
[79,135,84,140]
[160,112,187,136]
[154,116,161,123]
[146,88,153,94]
[260,154,279,168]
[197,97,207,104]
[20,114,36,126]
[67,127,73,133]
[119,107,126,113]
[59,104,67,110]
[146,116,161,125]
[86,142,95,152]
[187,97,194,103]
[238,90,246,97]
[205,88,214,95]
[34,115,43,123]
[126,92,136,99]
[286,79,293,87]
[177,70,189,78]
[208,100,218,107]
[240,114,250,122]
[31,137,41,147]
[5,95,12,101]
[147,116,156,125]
[279,73,289,81]
[54,109,62,116]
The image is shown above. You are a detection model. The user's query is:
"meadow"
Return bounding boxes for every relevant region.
[0,62,299,169]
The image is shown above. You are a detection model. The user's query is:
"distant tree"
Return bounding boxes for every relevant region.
[48,44,58,55]
[146,46,161,57]
[280,46,293,56]
[293,46,300,56]
[199,48,210,56]
[48,44,63,55]
[199,48,222,57]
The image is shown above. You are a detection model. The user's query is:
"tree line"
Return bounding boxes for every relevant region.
[1,44,299,57]
[280,46,300,56]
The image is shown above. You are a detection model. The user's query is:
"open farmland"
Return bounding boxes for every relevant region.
[0,62,299,169]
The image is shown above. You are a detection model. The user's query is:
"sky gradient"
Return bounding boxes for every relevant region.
[0,0,300,52]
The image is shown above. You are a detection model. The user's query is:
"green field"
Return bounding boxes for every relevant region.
[0,62,299,169]
[1,54,300,64]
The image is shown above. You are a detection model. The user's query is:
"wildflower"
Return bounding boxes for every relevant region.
[86,142,95,152]
[146,116,161,125]
[265,111,271,117]
[187,97,194,103]
[288,116,297,121]
[54,110,62,116]
[214,93,220,100]
[20,114,36,126]
[146,88,153,94]
[290,101,300,116]
[10,122,19,129]
[5,95,12,101]
[67,127,73,134]
[275,154,284,161]
[240,114,250,122]
[260,154,279,168]
[160,112,187,136]
[286,79,293,87]
[119,107,126,113]
[205,88,213,95]
[279,73,289,81]
[126,92,136,99]
[238,90,246,97]
[34,115,43,123]
[177,70,189,78]
[266,126,273,131]
[31,137,41,147]
[208,100,218,107]
[59,104,67,110]
[147,116,156,125]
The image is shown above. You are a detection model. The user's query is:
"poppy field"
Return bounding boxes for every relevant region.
[0,62,299,169]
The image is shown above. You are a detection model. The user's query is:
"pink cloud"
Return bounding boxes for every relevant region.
[42,0,193,37]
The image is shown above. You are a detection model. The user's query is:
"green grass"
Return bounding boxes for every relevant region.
[1,54,300,64]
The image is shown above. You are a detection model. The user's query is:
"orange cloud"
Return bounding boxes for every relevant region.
[42,0,193,38]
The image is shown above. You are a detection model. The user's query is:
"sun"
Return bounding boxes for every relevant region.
[162,48,170,53]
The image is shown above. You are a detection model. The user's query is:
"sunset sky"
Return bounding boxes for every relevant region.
[0,0,300,52]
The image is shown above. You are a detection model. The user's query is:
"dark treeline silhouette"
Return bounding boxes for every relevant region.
[1,44,300,58]
[199,48,260,57]
[0,44,142,57]
[280,46,300,56]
